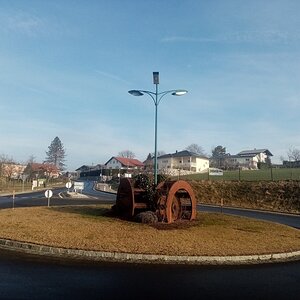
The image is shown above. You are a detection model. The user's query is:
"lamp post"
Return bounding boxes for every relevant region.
[129,72,187,186]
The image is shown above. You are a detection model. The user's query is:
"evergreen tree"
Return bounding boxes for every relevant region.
[45,137,66,171]
[211,145,228,169]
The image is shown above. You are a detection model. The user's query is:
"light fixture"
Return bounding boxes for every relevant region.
[128,72,187,185]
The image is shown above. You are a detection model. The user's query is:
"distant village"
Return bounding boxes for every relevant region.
[1,147,300,184]
[75,148,275,179]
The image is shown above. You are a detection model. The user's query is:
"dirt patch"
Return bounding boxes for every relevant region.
[0,205,299,257]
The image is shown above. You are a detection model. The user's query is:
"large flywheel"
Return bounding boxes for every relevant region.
[156,180,197,223]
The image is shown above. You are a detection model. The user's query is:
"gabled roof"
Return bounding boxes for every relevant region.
[228,153,257,159]
[28,163,59,173]
[75,165,93,171]
[75,164,105,172]
[105,157,144,168]
[158,150,209,160]
[227,154,243,159]
[237,149,273,157]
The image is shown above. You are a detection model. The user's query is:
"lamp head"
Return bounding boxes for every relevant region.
[172,90,188,96]
[128,90,144,96]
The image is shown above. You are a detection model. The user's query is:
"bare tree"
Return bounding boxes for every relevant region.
[287,147,300,161]
[150,150,166,158]
[0,154,14,178]
[186,144,205,155]
[279,155,285,163]
[27,155,36,164]
[0,154,14,163]
[118,150,135,158]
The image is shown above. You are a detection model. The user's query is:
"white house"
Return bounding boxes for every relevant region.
[157,150,209,175]
[228,149,273,169]
[105,157,144,170]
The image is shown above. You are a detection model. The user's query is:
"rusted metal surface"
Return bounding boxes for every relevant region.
[156,180,197,223]
[116,178,197,223]
[116,178,148,218]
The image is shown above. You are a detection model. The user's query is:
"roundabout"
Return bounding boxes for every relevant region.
[0,204,299,265]
[1,186,300,299]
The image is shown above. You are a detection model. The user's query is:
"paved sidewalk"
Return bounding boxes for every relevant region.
[64,192,90,198]
[95,183,117,194]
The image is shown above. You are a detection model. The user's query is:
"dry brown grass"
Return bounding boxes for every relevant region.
[0,205,299,256]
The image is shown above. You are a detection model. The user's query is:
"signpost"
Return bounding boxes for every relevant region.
[74,181,84,193]
[209,168,224,176]
[66,182,72,192]
[220,198,224,213]
[12,190,15,209]
[20,174,28,192]
[45,189,53,207]
[32,180,38,190]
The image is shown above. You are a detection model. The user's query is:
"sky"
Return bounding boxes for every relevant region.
[1,0,300,171]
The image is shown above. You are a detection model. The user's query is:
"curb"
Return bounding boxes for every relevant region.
[1,238,300,266]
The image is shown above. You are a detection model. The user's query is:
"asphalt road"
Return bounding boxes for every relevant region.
[199,204,300,229]
[0,182,115,209]
[0,248,300,300]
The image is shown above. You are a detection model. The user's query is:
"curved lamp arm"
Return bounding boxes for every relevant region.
[128,89,188,106]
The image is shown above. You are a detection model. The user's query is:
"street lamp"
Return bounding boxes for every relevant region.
[128,72,187,186]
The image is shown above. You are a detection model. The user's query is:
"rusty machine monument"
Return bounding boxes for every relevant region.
[116,176,197,223]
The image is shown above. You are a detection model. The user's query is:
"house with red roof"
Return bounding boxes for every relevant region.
[105,157,144,170]
[24,163,60,179]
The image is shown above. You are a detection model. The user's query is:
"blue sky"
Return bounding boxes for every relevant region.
[1,0,300,170]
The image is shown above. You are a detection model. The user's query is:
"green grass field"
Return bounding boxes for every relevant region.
[181,168,300,181]
[0,179,65,194]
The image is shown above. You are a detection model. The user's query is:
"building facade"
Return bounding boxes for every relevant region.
[157,150,209,175]
[105,157,144,170]
[228,149,273,169]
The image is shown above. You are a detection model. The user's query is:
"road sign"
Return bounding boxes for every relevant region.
[45,189,53,198]
[45,190,53,207]
[20,174,28,181]
[32,180,38,189]
[74,181,84,192]
[209,168,224,176]
[66,182,72,189]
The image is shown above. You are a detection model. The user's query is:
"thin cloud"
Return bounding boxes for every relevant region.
[226,30,300,44]
[95,70,130,84]
[162,31,300,44]
[0,11,44,36]
[161,36,219,43]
